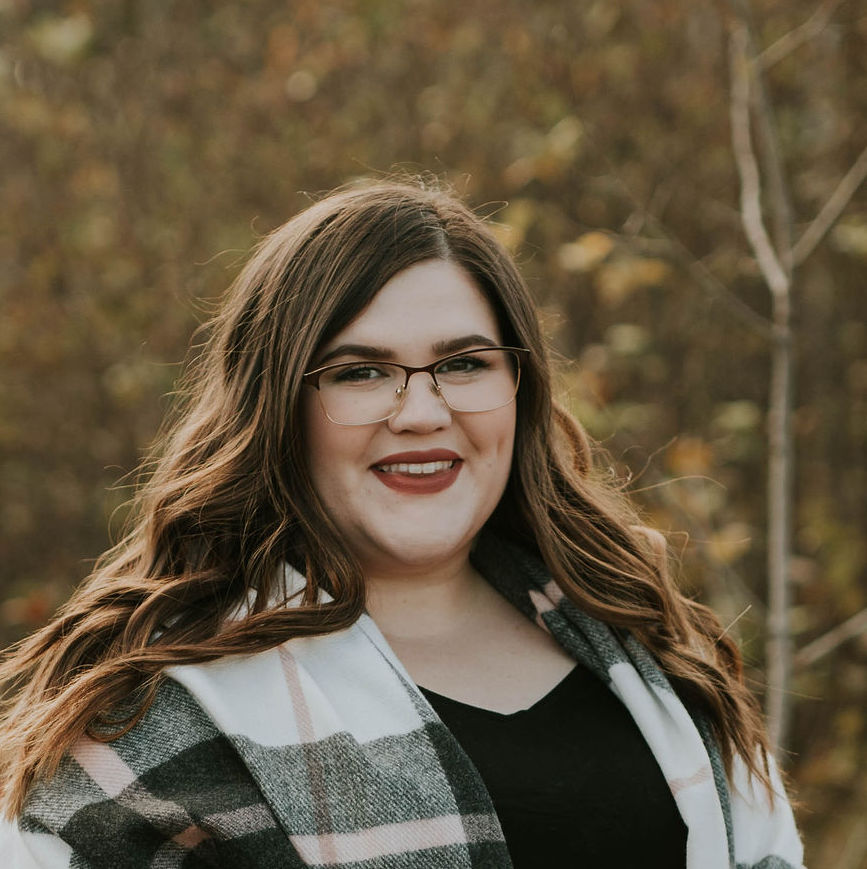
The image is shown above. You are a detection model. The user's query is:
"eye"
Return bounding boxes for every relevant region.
[436,353,490,376]
[331,363,393,384]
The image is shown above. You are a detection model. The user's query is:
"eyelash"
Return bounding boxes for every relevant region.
[333,364,391,382]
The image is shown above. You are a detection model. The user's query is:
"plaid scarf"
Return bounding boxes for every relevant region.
[7,535,803,868]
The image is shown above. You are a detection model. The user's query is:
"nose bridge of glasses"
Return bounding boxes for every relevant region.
[397,367,443,401]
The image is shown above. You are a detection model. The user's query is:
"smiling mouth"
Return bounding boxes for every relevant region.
[371,455,462,494]
[374,460,457,475]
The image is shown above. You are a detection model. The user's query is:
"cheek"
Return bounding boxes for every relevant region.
[303,392,372,500]
[467,406,516,474]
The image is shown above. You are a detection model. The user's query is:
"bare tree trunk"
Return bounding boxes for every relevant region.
[766,303,794,752]
[728,17,794,756]
[621,0,866,760]
[727,0,867,754]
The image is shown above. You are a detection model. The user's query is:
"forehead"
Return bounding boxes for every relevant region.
[322,260,502,356]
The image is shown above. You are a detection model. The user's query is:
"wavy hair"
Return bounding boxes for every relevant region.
[0,180,771,817]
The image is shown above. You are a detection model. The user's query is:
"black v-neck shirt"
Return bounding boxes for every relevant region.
[418,664,688,868]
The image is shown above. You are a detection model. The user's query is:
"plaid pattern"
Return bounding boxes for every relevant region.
[4,535,804,868]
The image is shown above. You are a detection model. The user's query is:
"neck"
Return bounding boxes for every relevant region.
[363,555,486,641]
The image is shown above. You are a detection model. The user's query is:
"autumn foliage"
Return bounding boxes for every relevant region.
[1,1,866,864]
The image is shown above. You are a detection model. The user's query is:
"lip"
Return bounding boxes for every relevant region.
[372,449,461,466]
[371,449,462,495]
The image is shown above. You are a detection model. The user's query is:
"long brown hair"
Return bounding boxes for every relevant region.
[0,179,771,817]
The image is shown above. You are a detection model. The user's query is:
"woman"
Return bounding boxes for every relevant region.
[0,181,803,867]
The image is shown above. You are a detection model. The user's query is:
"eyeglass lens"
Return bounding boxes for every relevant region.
[316,348,520,425]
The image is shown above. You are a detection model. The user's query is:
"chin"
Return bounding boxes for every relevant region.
[368,530,477,570]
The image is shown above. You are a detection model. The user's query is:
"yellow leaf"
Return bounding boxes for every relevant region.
[491,199,535,249]
[595,256,670,305]
[30,14,92,65]
[557,231,614,272]
[706,522,752,565]
[285,70,317,102]
[546,116,583,159]
[667,437,714,475]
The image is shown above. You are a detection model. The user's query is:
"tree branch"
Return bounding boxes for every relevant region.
[725,0,795,269]
[759,0,843,70]
[586,119,773,338]
[728,23,791,299]
[632,229,773,339]
[794,607,867,670]
[605,192,773,339]
[791,142,867,266]
[749,45,795,271]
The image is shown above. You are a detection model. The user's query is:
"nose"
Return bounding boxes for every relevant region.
[387,372,452,432]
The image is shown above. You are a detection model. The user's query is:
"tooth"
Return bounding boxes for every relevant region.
[376,460,455,474]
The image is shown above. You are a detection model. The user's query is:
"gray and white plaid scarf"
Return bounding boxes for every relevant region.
[5,535,804,868]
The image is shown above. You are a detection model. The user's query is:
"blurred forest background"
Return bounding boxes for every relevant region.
[1,0,866,864]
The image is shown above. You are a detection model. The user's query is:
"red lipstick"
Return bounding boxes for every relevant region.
[371,449,462,494]
[373,449,460,465]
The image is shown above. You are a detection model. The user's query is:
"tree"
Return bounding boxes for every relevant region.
[726,0,867,755]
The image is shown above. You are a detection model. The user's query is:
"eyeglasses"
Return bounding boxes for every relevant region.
[302,346,530,426]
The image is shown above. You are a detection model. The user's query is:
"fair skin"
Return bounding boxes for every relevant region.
[305,259,574,713]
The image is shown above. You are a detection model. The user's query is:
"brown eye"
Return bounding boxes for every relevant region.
[436,355,489,376]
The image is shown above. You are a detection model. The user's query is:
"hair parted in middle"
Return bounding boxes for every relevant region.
[0,178,771,818]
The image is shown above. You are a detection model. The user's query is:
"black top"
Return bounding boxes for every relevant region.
[419,664,687,868]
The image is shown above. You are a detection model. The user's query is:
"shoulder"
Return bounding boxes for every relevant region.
[18,675,294,868]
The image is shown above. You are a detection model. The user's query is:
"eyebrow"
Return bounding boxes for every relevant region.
[316,334,499,366]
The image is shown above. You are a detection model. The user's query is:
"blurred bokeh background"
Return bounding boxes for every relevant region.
[2,0,865,864]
